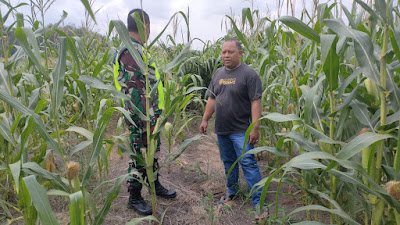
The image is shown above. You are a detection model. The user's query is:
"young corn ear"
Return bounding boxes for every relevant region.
[46,155,56,172]
[66,161,80,192]
[164,122,173,133]
[386,181,400,201]
[66,161,79,180]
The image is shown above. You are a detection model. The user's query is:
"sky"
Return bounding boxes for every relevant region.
[3,0,355,48]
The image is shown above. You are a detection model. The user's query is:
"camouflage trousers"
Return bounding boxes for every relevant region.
[127,125,161,187]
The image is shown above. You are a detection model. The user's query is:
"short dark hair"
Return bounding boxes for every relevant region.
[223,38,242,51]
[127,9,150,32]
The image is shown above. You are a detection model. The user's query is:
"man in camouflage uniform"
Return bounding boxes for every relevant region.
[114,8,176,216]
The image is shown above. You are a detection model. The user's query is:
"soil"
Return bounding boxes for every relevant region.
[96,116,307,225]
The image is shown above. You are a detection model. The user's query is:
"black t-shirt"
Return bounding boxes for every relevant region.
[207,64,262,135]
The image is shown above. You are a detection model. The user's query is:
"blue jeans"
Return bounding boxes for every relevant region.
[217,133,262,207]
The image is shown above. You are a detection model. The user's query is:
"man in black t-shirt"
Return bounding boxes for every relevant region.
[200,38,268,220]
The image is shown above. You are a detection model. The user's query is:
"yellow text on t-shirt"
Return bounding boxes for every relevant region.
[219,78,236,85]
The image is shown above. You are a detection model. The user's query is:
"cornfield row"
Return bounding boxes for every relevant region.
[0,0,399,224]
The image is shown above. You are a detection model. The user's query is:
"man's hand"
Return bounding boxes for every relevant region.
[250,98,261,145]
[249,128,259,145]
[200,97,215,135]
[200,120,208,134]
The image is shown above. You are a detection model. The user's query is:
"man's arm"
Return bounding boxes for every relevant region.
[199,97,216,134]
[249,98,261,145]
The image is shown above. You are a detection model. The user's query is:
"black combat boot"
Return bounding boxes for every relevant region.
[127,182,152,215]
[152,159,177,199]
[154,177,177,199]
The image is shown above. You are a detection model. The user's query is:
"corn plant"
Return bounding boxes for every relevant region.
[0,1,136,224]
[235,1,400,224]
[218,1,400,224]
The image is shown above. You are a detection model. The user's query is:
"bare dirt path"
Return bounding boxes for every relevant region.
[102,117,303,225]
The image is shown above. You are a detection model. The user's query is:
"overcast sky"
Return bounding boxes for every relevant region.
[4,0,355,47]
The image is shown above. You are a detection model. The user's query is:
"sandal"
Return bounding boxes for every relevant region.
[255,205,269,224]
[219,193,236,204]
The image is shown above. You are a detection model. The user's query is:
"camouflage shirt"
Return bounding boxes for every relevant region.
[116,38,162,128]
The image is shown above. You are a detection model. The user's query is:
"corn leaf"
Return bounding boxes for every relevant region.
[14,27,46,76]
[18,117,35,161]
[93,48,109,78]
[73,37,89,67]
[242,8,254,29]
[79,0,96,23]
[78,75,132,102]
[76,80,89,114]
[69,141,92,157]
[0,119,12,143]
[9,161,21,193]
[354,0,383,23]
[305,124,343,145]
[336,132,393,160]
[226,15,249,49]
[350,101,374,130]
[387,65,400,111]
[303,76,325,124]
[110,20,146,73]
[113,107,137,128]
[69,191,84,225]
[0,89,66,157]
[0,1,27,23]
[338,68,362,99]
[22,162,69,192]
[23,175,59,225]
[321,34,339,91]
[178,95,193,111]
[341,4,357,29]
[396,125,400,175]
[374,0,389,23]
[47,190,70,197]
[257,167,284,216]
[126,216,159,225]
[28,88,40,110]
[245,146,289,157]
[131,12,147,50]
[285,132,321,152]
[384,110,400,125]
[18,176,37,225]
[162,135,204,165]
[65,37,82,75]
[50,37,67,119]
[147,11,188,48]
[0,61,15,95]
[94,174,128,225]
[279,16,320,43]
[288,159,326,170]
[44,11,67,40]
[22,28,40,60]
[260,113,301,122]
[165,41,192,72]
[334,82,362,114]
[324,19,380,85]
[183,86,207,95]
[89,108,115,166]
[286,190,359,225]
[66,126,94,141]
